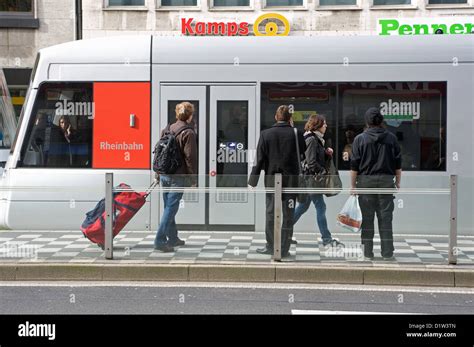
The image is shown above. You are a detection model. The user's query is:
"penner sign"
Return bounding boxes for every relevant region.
[378,17,474,35]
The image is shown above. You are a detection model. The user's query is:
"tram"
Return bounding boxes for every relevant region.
[0,35,472,235]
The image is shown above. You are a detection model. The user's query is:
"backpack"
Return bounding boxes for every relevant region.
[152,124,193,174]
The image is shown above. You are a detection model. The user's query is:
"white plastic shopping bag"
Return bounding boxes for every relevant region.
[337,195,362,233]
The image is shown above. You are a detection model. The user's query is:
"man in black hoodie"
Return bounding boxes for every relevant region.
[350,107,402,261]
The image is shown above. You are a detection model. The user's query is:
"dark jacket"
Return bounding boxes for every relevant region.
[248,122,306,188]
[304,132,328,175]
[161,120,198,183]
[350,127,402,187]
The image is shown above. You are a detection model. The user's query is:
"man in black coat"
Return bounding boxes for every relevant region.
[350,107,402,261]
[248,105,306,257]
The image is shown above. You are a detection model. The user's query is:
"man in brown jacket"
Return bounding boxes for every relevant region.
[154,102,198,252]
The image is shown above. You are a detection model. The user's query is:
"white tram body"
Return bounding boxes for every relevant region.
[0,35,472,236]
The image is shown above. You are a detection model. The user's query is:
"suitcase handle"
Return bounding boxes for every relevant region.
[144,180,159,198]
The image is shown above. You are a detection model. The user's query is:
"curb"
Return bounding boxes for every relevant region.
[0,263,473,287]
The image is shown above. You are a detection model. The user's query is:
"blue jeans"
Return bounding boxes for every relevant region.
[294,194,332,243]
[154,176,185,247]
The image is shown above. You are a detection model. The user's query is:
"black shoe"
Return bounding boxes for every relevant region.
[256,247,273,255]
[290,239,298,245]
[364,256,374,261]
[170,238,185,247]
[282,251,291,258]
[154,244,174,253]
[323,239,345,247]
[382,255,395,261]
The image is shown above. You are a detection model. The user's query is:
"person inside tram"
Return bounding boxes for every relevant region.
[47,115,76,167]
[425,126,446,170]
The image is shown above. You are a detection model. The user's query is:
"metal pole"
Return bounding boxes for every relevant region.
[448,174,457,265]
[105,172,113,260]
[273,174,282,262]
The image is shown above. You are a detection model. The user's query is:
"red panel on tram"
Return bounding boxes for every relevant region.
[92,82,150,169]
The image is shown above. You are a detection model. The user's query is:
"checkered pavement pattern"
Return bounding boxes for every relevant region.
[0,230,473,265]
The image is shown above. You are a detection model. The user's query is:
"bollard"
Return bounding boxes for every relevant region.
[105,172,114,260]
[273,174,282,262]
[448,175,457,265]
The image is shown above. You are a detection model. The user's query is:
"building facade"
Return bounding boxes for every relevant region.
[82,0,474,38]
[0,0,76,117]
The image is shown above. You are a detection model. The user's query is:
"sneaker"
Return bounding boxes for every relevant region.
[154,244,174,253]
[170,238,185,247]
[323,239,345,248]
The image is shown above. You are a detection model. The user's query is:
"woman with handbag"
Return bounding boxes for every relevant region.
[294,114,344,247]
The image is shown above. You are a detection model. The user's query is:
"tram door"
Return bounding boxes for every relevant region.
[159,85,256,229]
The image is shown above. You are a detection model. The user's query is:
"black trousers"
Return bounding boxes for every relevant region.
[265,193,296,254]
[358,194,395,258]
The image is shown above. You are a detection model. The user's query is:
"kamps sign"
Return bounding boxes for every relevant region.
[181,13,290,36]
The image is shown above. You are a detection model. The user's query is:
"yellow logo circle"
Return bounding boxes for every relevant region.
[253,13,290,36]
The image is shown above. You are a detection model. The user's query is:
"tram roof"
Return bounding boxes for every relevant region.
[39,35,473,66]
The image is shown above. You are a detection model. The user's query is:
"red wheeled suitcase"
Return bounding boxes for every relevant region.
[80,181,157,249]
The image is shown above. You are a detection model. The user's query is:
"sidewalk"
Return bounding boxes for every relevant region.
[0,230,473,287]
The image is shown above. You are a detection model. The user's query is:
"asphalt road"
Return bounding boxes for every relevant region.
[1,282,473,315]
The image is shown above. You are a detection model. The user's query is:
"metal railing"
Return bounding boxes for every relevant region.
[103,172,458,264]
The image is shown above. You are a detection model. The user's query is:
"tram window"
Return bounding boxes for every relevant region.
[216,101,248,188]
[260,82,337,151]
[19,82,93,168]
[339,82,447,171]
[261,82,447,172]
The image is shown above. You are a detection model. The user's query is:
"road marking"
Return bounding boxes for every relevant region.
[292,310,417,315]
[0,282,473,294]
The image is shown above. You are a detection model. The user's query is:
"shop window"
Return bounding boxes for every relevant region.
[265,0,303,6]
[319,0,357,5]
[107,0,145,5]
[373,0,410,5]
[212,0,250,6]
[159,0,197,6]
[428,0,467,4]
[0,0,38,28]
[0,0,32,12]
[20,83,93,168]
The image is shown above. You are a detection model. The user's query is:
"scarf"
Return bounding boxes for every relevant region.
[314,130,325,146]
